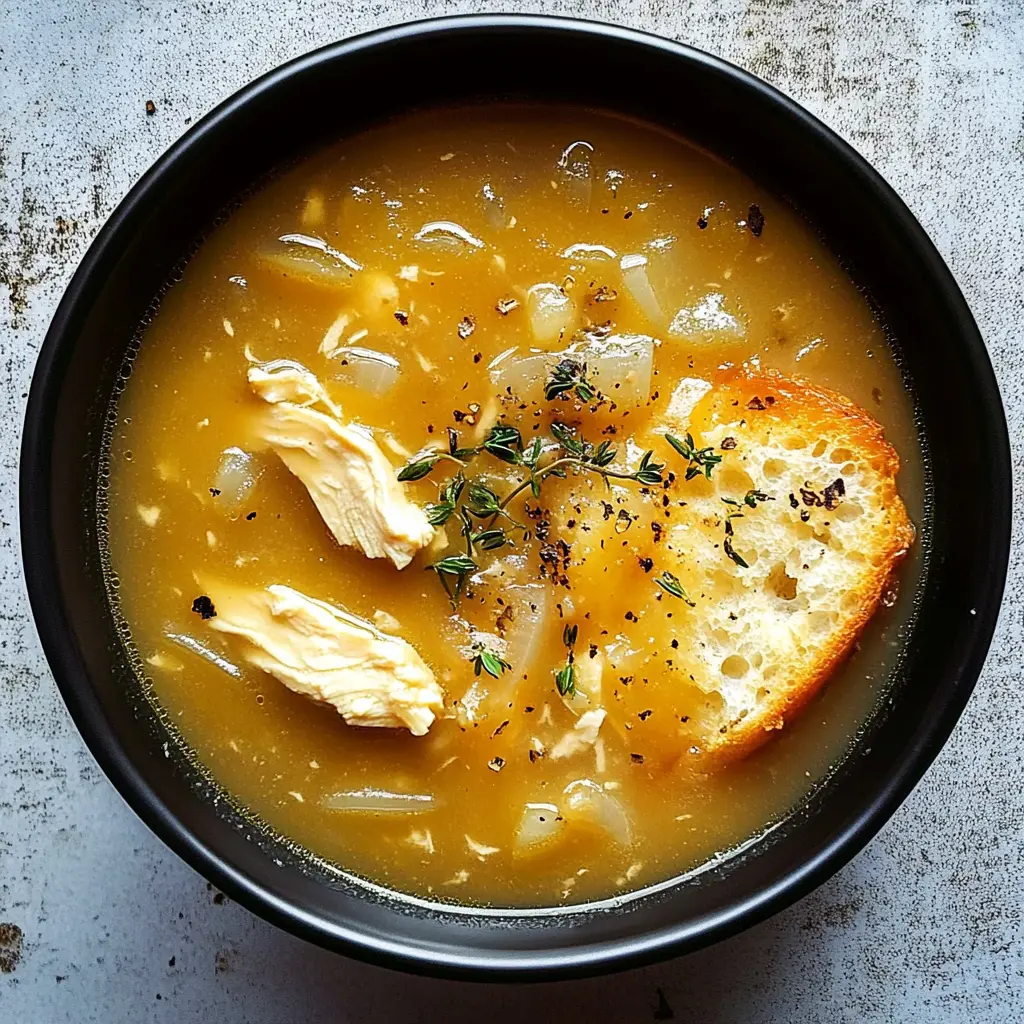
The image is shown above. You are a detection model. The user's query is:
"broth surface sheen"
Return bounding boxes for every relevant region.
[106,106,924,906]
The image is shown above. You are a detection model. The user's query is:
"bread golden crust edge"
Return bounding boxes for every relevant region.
[695,367,916,768]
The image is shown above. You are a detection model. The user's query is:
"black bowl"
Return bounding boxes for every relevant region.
[20,15,1011,979]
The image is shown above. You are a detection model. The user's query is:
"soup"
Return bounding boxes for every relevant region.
[104,106,923,906]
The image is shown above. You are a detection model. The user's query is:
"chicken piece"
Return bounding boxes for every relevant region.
[248,360,434,569]
[549,708,607,760]
[204,580,443,735]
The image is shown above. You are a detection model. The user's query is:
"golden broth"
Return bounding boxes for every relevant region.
[105,106,924,906]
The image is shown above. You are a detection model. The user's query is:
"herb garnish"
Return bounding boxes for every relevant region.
[654,571,696,606]
[555,623,578,697]
[468,642,512,679]
[665,432,723,480]
[544,358,596,403]
[723,535,749,568]
[426,554,477,605]
[404,421,664,605]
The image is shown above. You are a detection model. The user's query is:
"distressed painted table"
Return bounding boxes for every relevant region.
[1,2,1022,1020]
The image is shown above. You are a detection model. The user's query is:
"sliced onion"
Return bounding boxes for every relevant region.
[413,220,485,251]
[526,283,576,345]
[664,377,713,433]
[328,346,401,396]
[514,802,564,856]
[259,233,361,288]
[620,254,664,326]
[668,292,745,341]
[561,242,617,261]
[165,632,242,678]
[211,447,265,514]
[502,583,549,681]
[563,779,632,846]
[479,183,506,232]
[557,140,594,211]
[579,332,655,407]
[488,347,549,399]
[322,788,435,813]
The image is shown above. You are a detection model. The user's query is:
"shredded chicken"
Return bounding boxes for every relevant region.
[550,708,607,760]
[205,580,443,735]
[248,361,434,569]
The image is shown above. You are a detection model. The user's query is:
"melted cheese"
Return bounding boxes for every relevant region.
[205,580,443,735]
[248,361,434,569]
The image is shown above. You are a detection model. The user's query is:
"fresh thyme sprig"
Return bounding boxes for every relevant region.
[665,432,723,481]
[544,358,596,403]
[425,554,477,606]
[655,570,696,606]
[409,421,664,606]
[469,642,512,679]
[555,623,578,697]
[397,449,471,481]
[424,473,465,526]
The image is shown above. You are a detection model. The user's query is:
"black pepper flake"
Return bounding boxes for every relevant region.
[800,487,824,507]
[823,477,846,510]
[588,643,598,659]
[491,720,510,738]
[638,556,654,573]
[638,709,653,721]
[748,203,765,237]
[145,99,156,116]
[800,509,811,522]
[191,595,216,620]
[458,315,476,339]
[624,211,633,220]
[630,752,645,764]
[528,749,541,763]
[473,352,482,363]
[720,437,737,450]
[209,487,221,496]
[524,705,535,713]
[746,396,766,410]
[789,493,799,509]
[394,310,409,326]
[697,214,708,229]
[452,409,467,423]
[245,511,257,520]
[671,639,679,649]
[487,756,505,773]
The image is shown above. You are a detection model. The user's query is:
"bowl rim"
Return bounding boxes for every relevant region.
[20,12,1012,979]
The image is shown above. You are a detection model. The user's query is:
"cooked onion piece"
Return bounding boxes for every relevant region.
[211,447,265,515]
[619,253,664,326]
[323,788,436,813]
[557,140,594,211]
[526,283,576,345]
[514,802,563,856]
[668,292,745,342]
[563,779,632,846]
[328,346,401,397]
[258,232,362,288]
[413,220,485,251]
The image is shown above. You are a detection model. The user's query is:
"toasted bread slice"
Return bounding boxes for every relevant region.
[661,366,914,766]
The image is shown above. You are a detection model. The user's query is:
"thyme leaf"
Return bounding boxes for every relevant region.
[470,644,512,679]
[655,570,696,606]
[544,358,596,403]
[665,432,723,481]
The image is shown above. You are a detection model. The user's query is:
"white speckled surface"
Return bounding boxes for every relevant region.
[1,1,1022,1020]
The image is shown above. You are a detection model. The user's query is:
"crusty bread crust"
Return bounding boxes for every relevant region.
[692,367,915,767]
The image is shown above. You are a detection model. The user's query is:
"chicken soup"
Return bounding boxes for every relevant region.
[104,105,922,906]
